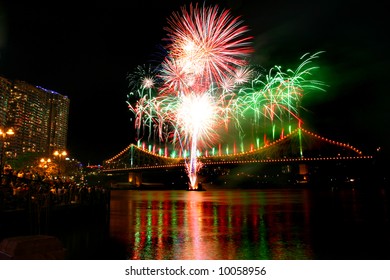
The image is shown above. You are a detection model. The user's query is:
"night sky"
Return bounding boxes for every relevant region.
[0,0,388,164]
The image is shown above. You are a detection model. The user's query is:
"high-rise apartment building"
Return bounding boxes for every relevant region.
[0,76,69,161]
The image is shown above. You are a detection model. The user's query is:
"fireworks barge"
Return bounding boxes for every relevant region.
[187,182,206,191]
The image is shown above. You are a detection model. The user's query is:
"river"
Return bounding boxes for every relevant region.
[100,185,390,260]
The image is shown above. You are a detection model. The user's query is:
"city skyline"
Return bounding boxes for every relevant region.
[0,0,388,164]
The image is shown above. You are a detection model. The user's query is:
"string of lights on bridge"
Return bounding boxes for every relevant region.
[104,127,371,170]
[105,155,373,171]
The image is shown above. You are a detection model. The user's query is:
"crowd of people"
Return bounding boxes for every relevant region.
[0,170,110,212]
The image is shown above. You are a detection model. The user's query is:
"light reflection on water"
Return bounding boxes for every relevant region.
[108,187,390,260]
[109,188,317,260]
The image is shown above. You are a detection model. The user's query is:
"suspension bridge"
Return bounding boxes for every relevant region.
[101,128,374,189]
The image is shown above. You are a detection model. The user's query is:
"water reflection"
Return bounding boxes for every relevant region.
[109,189,317,259]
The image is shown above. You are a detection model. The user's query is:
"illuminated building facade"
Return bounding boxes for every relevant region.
[0,76,69,159]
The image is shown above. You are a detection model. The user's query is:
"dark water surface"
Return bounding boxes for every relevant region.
[106,186,390,260]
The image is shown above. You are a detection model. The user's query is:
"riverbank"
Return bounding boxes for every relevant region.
[0,175,111,259]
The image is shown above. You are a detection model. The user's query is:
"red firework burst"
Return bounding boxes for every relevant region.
[160,2,254,94]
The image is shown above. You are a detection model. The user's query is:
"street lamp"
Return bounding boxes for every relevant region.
[53,150,67,177]
[39,157,52,179]
[0,128,15,176]
[40,157,52,168]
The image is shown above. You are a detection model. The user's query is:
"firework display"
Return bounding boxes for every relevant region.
[126,3,326,189]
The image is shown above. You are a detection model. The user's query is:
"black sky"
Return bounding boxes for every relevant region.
[0,0,388,164]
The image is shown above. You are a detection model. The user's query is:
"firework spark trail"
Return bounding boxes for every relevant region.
[236,51,327,126]
[152,91,235,187]
[127,64,162,142]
